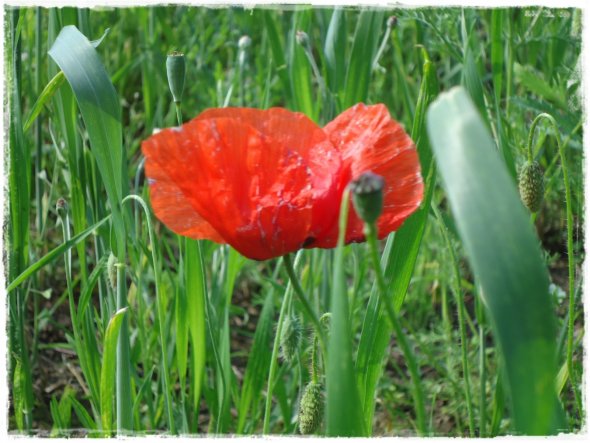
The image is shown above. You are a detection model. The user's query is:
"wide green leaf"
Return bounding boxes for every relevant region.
[426,87,562,434]
[48,25,129,256]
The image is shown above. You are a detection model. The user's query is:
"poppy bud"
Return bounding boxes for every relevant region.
[298,382,324,434]
[296,30,309,47]
[238,35,251,50]
[166,51,186,104]
[280,314,302,362]
[387,16,398,28]
[518,160,544,213]
[56,197,68,214]
[107,252,118,293]
[350,171,385,224]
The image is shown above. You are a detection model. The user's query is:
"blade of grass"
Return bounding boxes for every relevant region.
[326,188,365,436]
[7,215,111,293]
[236,285,275,433]
[323,7,346,107]
[342,9,384,108]
[426,87,563,434]
[100,308,128,434]
[184,239,207,427]
[7,7,34,431]
[288,9,315,119]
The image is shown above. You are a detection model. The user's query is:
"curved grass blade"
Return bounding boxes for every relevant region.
[426,87,563,435]
[48,25,129,256]
[7,216,110,293]
[100,308,128,435]
[23,71,65,132]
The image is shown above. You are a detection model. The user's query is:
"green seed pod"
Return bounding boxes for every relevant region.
[107,252,118,293]
[280,314,302,362]
[166,51,186,104]
[519,160,544,213]
[350,171,385,224]
[298,382,324,435]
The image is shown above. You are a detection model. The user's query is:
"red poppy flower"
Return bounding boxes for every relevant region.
[142,104,423,260]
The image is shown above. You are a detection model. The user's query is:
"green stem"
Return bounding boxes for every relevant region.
[311,334,319,384]
[34,7,43,233]
[371,19,392,71]
[282,253,326,356]
[122,195,175,434]
[175,102,183,127]
[116,263,133,433]
[528,113,579,414]
[364,222,427,436]
[479,325,487,437]
[263,255,297,434]
[433,203,475,437]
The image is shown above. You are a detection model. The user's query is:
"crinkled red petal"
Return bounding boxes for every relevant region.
[142,108,340,260]
[313,103,423,248]
[144,155,225,242]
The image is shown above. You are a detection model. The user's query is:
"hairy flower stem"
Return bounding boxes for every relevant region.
[282,253,327,357]
[122,195,175,434]
[263,256,297,434]
[528,113,579,414]
[364,221,427,436]
[432,204,475,436]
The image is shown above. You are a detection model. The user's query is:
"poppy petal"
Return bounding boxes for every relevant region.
[142,111,334,260]
[196,107,343,245]
[144,157,225,242]
[314,103,423,247]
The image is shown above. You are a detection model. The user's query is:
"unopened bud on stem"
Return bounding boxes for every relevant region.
[166,51,186,104]
[296,30,309,47]
[350,171,385,224]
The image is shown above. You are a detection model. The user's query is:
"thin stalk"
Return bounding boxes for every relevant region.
[263,255,296,434]
[527,113,579,414]
[371,18,393,71]
[432,203,475,437]
[122,195,175,434]
[505,14,514,115]
[175,102,183,127]
[116,263,133,433]
[34,7,43,233]
[282,253,326,356]
[479,325,487,436]
[364,222,427,436]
